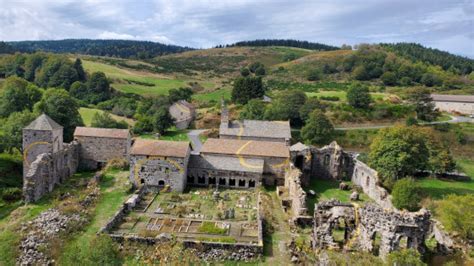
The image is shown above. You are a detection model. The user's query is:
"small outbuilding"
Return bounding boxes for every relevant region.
[431,94,474,115]
[129,139,191,192]
[169,100,195,129]
[73,127,131,170]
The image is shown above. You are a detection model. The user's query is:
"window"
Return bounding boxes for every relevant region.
[158,180,165,186]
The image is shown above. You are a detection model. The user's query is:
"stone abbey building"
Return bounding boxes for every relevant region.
[23,108,293,201]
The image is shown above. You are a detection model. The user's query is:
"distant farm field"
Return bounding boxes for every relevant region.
[193,88,231,102]
[305,91,390,101]
[79,107,135,126]
[81,59,215,96]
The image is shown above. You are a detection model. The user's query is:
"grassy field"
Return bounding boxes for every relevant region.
[193,88,231,102]
[305,179,371,215]
[305,91,389,102]
[81,59,215,96]
[58,170,131,263]
[417,158,474,200]
[79,107,135,126]
[139,127,190,142]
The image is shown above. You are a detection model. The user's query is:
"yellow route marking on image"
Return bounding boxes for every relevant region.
[175,103,191,114]
[23,141,51,167]
[236,141,262,169]
[345,202,361,249]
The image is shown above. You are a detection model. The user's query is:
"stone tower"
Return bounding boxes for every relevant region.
[23,114,63,176]
[220,98,229,128]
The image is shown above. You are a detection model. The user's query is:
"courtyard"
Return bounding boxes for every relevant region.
[110,187,261,244]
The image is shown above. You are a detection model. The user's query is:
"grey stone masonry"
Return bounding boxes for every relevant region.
[22,114,79,203]
[129,154,190,192]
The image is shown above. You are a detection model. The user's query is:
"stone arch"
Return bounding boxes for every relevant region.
[158,180,165,186]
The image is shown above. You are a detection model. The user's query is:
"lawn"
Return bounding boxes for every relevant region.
[139,127,190,142]
[305,91,389,102]
[417,158,474,200]
[305,178,370,215]
[193,88,232,102]
[79,107,135,126]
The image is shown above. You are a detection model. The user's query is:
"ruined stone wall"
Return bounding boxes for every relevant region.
[75,135,130,170]
[351,159,393,209]
[356,204,431,257]
[130,154,189,192]
[283,166,311,223]
[23,142,79,203]
[309,142,353,181]
[312,200,432,258]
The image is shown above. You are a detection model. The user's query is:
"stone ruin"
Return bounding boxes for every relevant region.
[278,165,312,225]
[287,141,457,258]
[312,200,438,258]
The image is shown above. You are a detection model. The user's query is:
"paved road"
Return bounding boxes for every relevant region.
[187,129,207,154]
[335,116,473,130]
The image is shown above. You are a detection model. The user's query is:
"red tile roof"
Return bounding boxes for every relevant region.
[131,139,190,158]
[74,127,130,139]
[201,138,289,158]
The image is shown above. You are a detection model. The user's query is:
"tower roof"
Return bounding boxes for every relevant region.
[24,114,63,131]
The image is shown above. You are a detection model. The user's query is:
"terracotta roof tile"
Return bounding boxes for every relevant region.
[201,138,289,158]
[74,127,130,139]
[131,139,190,158]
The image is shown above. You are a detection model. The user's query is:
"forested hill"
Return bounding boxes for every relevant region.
[225,39,340,51]
[7,39,192,59]
[381,43,474,75]
[0,42,16,54]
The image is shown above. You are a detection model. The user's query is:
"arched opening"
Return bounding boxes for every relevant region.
[229,179,236,187]
[324,154,330,166]
[295,155,304,170]
[187,175,194,184]
[331,217,348,248]
[197,176,205,184]
[238,179,246,187]
[398,236,409,250]
[219,178,226,186]
[248,180,256,188]
[209,177,216,185]
[366,175,370,187]
[158,180,165,186]
[371,231,382,256]
[140,178,145,184]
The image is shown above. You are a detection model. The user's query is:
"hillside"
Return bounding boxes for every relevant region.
[7,39,191,59]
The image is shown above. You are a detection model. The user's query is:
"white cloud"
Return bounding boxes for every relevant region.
[0,0,472,57]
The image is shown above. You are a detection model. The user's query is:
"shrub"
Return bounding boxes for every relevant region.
[105,158,129,171]
[391,178,422,211]
[406,117,418,126]
[1,187,22,201]
[60,235,122,265]
[436,194,474,240]
[386,249,425,266]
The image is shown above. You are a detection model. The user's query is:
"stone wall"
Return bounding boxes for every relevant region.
[281,165,311,224]
[75,135,130,170]
[434,101,474,115]
[129,154,189,192]
[351,159,393,209]
[23,142,79,203]
[312,200,432,258]
[308,142,353,181]
[356,203,431,257]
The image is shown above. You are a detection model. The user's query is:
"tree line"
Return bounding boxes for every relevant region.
[381,43,474,75]
[224,39,340,51]
[7,39,192,59]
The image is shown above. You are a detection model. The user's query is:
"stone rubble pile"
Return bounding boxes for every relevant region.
[17,208,87,265]
[193,247,259,262]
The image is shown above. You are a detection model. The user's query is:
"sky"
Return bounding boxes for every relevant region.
[0,0,473,57]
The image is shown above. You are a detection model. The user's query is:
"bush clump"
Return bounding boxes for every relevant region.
[1,187,22,201]
[391,178,422,211]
